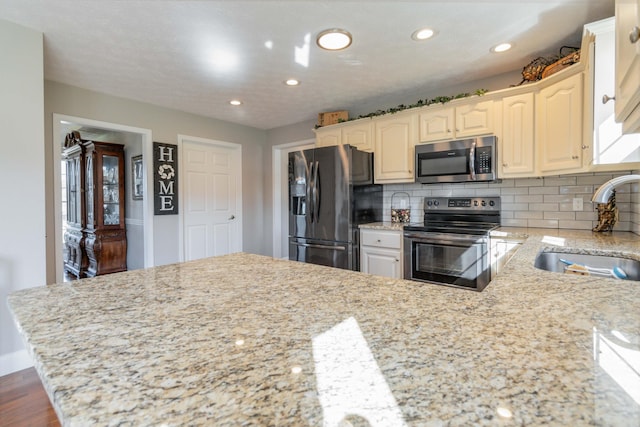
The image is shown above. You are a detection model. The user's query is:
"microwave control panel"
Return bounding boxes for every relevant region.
[475,146,493,174]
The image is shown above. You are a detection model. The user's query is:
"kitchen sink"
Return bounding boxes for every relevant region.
[534,251,640,281]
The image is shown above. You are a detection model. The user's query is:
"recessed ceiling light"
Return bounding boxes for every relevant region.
[285,79,300,86]
[491,43,513,53]
[229,100,242,106]
[411,28,436,41]
[316,29,352,51]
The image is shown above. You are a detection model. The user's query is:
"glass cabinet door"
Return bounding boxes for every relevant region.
[66,158,79,224]
[102,155,120,225]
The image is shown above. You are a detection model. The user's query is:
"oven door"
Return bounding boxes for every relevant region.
[403,232,491,291]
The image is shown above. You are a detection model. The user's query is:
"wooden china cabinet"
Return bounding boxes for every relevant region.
[62,143,87,279]
[63,139,127,278]
[84,141,127,277]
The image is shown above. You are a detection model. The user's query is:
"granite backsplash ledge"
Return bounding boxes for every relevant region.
[383,171,640,233]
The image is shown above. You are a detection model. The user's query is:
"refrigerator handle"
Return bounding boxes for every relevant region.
[307,161,314,223]
[313,160,320,223]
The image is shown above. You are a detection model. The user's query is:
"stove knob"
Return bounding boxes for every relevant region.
[427,200,432,206]
[434,200,439,206]
[481,200,486,206]
[474,200,479,206]
[489,200,495,207]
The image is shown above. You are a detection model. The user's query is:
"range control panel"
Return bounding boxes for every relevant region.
[424,197,501,211]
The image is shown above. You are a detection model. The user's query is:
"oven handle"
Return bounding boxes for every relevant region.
[404,232,487,245]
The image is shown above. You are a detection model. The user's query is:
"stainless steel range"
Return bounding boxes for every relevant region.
[403,196,501,291]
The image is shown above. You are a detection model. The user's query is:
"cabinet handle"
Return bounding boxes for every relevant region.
[376,239,381,243]
[630,26,640,44]
[503,163,509,167]
[572,155,579,160]
[582,145,589,150]
[602,94,615,104]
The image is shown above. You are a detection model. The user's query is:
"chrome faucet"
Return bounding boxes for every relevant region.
[592,174,640,203]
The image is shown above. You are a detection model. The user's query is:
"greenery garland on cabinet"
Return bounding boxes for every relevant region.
[315,88,489,129]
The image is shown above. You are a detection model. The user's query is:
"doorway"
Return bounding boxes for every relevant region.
[53,114,154,283]
[271,139,315,260]
[179,135,243,261]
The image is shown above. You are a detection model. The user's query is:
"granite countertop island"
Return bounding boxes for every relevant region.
[8,228,640,426]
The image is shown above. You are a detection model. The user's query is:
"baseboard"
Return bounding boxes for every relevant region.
[0,349,33,376]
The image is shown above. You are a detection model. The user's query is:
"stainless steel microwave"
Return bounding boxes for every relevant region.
[415,136,497,184]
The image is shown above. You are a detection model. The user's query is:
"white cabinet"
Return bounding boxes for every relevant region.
[490,236,524,277]
[615,0,640,133]
[536,72,586,174]
[498,93,535,177]
[315,120,375,152]
[418,107,454,142]
[374,112,418,183]
[418,99,494,143]
[587,17,640,166]
[456,100,495,138]
[342,120,374,152]
[360,229,403,279]
[315,126,341,147]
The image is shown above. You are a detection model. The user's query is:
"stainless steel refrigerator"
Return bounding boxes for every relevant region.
[289,144,382,271]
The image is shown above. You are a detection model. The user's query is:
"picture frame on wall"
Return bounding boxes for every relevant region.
[132,155,143,200]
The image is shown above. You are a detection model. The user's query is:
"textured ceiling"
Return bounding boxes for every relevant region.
[0,0,615,130]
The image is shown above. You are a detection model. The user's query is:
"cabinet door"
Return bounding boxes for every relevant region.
[455,100,494,138]
[342,121,374,152]
[374,113,417,183]
[315,127,341,147]
[500,93,535,177]
[361,246,402,278]
[102,154,122,226]
[615,0,640,133]
[418,107,454,142]
[536,72,584,173]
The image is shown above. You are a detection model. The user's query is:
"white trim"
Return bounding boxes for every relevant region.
[177,134,243,262]
[0,349,33,376]
[271,139,315,259]
[52,114,155,283]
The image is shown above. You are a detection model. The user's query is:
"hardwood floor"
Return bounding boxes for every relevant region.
[0,368,60,426]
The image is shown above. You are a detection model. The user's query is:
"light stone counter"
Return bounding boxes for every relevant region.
[7,228,640,426]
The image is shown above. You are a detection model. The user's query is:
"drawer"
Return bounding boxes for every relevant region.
[361,229,402,249]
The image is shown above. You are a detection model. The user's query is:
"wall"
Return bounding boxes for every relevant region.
[383,172,636,231]
[0,20,45,376]
[45,81,268,284]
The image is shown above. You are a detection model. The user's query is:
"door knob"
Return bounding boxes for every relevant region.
[602,94,615,104]
[630,26,640,44]
[229,215,235,220]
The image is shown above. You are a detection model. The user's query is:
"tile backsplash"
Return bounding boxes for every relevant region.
[383,171,640,233]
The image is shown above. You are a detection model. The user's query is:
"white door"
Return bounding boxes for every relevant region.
[182,138,242,261]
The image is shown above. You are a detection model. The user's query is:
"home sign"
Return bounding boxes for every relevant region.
[153,141,179,215]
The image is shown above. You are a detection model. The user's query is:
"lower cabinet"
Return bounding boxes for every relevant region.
[360,228,403,279]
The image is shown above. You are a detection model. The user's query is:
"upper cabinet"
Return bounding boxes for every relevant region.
[315,120,374,152]
[342,120,374,152]
[536,72,586,174]
[418,100,494,143]
[498,93,535,177]
[374,112,418,183]
[615,0,640,133]
[315,126,341,147]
